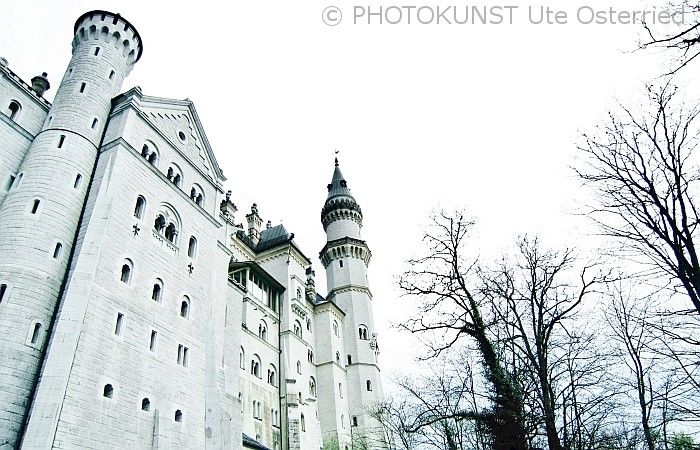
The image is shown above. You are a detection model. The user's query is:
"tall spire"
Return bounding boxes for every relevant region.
[326,157,353,199]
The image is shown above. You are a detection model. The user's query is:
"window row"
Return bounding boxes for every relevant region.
[118,262,191,318]
[133,196,199,256]
[113,315,190,367]
[240,348,278,386]
[231,269,280,312]
[139,143,205,208]
[101,385,183,422]
[3,171,83,194]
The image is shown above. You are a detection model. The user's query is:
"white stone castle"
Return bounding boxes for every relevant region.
[0,10,384,450]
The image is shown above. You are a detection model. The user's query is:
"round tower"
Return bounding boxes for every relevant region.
[320,159,385,448]
[0,11,141,448]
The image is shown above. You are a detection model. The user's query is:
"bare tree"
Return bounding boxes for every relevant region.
[399,211,528,450]
[605,285,660,450]
[640,2,700,74]
[577,84,700,316]
[479,236,605,450]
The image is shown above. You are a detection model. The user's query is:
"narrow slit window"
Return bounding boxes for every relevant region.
[5,175,15,191]
[0,284,7,303]
[114,313,123,335]
[74,174,83,189]
[149,330,157,352]
[141,398,150,411]
[91,118,98,129]
[79,82,86,93]
[58,135,65,148]
[180,299,189,318]
[31,322,42,345]
[174,410,182,422]
[94,47,100,56]
[109,70,115,80]
[30,199,40,214]
[52,243,63,259]
[103,384,113,398]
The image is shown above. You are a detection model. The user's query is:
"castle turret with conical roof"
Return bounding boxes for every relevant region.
[319,158,384,449]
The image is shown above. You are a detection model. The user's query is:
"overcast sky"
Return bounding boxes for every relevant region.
[2,0,697,381]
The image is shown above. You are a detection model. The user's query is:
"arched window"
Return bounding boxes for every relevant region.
[293,320,302,338]
[196,194,203,206]
[148,152,158,165]
[174,410,182,422]
[338,382,343,398]
[141,398,150,411]
[52,243,63,259]
[336,351,340,363]
[188,236,197,258]
[120,260,133,284]
[352,416,358,427]
[366,380,372,391]
[306,318,311,331]
[267,365,277,386]
[151,280,162,302]
[296,360,301,374]
[309,377,316,396]
[347,355,352,365]
[251,355,261,378]
[258,321,267,341]
[180,297,190,318]
[333,320,339,337]
[167,167,174,180]
[30,199,40,214]
[359,325,369,340]
[239,347,245,369]
[134,196,146,219]
[8,100,21,120]
[173,174,181,187]
[154,214,166,232]
[300,414,306,432]
[341,414,345,429]
[307,349,313,363]
[31,322,42,345]
[141,144,149,158]
[103,384,113,398]
[296,287,302,300]
[164,223,177,243]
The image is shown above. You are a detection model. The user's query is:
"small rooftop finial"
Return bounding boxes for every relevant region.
[334,149,339,166]
[226,190,232,202]
[31,72,50,97]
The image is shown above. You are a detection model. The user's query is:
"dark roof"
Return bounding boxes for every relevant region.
[242,433,270,450]
[312,292,346,315]
[326,158,355,201]
[257,224,291,252]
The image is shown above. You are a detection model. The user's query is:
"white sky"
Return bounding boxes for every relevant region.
[2,0,697,382]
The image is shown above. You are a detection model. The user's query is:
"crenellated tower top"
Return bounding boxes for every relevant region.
[73,10,143,67]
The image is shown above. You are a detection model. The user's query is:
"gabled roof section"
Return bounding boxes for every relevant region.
[136,94,226,183]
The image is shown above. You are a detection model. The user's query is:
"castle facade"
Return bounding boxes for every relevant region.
[0,10,384,450]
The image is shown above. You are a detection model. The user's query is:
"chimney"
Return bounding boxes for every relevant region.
[246,203,263,245]
[31,72,50,97]
[305,267,316,302]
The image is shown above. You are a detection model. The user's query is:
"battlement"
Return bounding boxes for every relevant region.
[72,10,143,65]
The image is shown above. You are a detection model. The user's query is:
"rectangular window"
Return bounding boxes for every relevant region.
[94,47,100,56]
[109,70,115,80]
[177,344,183,364]
[58,135,65,148]
[79,82,86,93]
[114,313,123,336]
[150,330,157,351]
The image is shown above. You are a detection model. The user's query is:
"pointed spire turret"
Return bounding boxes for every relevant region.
[321,157,363,235]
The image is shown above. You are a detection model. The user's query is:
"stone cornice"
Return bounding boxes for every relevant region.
[320,237,372,267]
[326,284,373,302]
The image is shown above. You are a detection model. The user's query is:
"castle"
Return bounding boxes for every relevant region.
[0,10,384,450]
